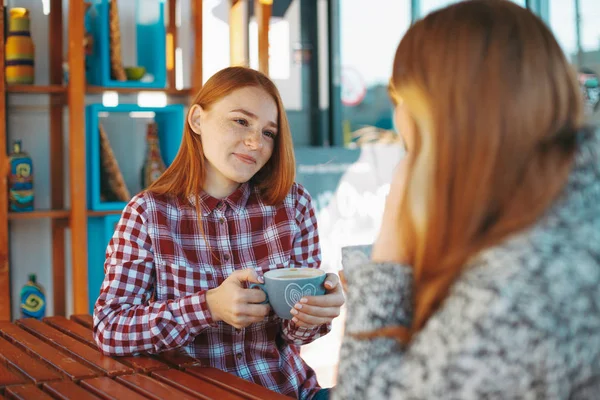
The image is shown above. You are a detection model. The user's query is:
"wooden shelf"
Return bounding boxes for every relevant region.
[86,86,192,96]
[5,85,192,96]
[8,209,70,220]
[7,85,67,94]
[87,210,122,217]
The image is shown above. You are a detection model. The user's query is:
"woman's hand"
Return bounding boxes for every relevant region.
[206,269,271,329]
[289,273,345,328]
[371,157,410,264]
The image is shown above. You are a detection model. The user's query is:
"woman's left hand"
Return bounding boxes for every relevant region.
[290,273,345,328]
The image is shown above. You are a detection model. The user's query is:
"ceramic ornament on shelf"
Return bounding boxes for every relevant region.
[99,123,131,202]
[8,140,34,212]
[141,122,166,189]
[109,0,127,81]
[5,8,35,84]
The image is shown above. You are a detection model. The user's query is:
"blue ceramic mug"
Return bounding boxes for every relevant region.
[250,268,327,319]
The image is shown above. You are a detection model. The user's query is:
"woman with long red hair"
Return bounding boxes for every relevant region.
[93,66,344,400]
[335,1,600,398]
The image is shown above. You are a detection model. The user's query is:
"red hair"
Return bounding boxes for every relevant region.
[368,0,584,344]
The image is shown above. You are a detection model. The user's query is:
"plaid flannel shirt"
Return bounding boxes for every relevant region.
[93,182,329,399]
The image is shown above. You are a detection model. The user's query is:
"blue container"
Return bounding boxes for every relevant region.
[87,214,122,314]
[85,0,167,88]
[86,103,185,211]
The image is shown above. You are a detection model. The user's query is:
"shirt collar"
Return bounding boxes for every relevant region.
[193,182,252,216]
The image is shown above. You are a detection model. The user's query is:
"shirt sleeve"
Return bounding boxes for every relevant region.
[281,184,332,345]
[332,256,547,400]
[93,194,217,356]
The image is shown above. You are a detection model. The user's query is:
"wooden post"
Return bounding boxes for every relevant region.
[255,0,272,75]
[191,0,203,96]
[229,0,249,67]
[0,4,10,321]
[68,0,89,314]
[167,0,178,89]
[49,0,66,317]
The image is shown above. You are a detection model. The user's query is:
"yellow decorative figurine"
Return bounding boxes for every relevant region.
[6,7,35,84]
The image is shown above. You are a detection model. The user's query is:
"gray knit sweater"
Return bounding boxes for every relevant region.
[333,132,600,400]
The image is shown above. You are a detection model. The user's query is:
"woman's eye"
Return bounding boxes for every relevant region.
[263,131,276,139]
[234,118,248,127]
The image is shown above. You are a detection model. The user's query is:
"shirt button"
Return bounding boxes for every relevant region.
[224,254,230,261]
[219,217,225,224]
[236,353,242,360]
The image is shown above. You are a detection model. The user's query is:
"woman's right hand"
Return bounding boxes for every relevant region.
[206,269,271,329]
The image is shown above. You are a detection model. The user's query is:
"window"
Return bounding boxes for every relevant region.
[338,0,411,146]
[548,0,600,120]
[419,0,525,17]
[549,0,600,68]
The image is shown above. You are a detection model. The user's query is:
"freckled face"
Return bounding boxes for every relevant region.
[188,86,279,198]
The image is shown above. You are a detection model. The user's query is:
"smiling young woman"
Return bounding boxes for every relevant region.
[93,67,344,400]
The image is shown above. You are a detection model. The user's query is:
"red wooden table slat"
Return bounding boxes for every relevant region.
[70,314,94,329]
[5,384,55,400]
[185,366,292,400]
[16,319,133,377]
[43,316,96,346]
[114,356,171,374]
[116,373,199,400]
[154,349,202,370]
[0,363,29,388]
[42,380,103,400]
[0,322,99,381]
[0,337,62,385]
[80,377,151,400]
[151,369,246,400]
[43,316,170,373]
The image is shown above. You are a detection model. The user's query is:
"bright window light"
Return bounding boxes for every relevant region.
[176,48,184,90]
[41,0,50,15]
[129,111,157,119]
[102,92,119,107]
[176,0,182,27]
[137,92,167,108]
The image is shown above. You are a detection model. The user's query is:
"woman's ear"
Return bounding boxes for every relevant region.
[188,104,204,135]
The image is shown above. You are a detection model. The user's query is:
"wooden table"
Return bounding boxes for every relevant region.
[0,315,290,399]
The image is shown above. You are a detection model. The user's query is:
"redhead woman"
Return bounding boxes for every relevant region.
[93,67,344,400]
[335,1,600,399]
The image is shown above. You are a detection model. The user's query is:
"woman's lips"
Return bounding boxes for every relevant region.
[234,153,256,164]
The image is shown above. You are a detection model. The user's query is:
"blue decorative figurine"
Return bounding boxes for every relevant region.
[8,140,34,212]
[20,274,46,320]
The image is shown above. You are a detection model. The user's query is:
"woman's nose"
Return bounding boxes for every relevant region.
[244,130,263,150]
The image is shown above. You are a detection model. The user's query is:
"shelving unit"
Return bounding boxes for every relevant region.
[8,210,71,221]
[7,85,67,94]
[0,0,78,320]
[86,86,191,96]
[0,3,8,322]
[0,0,272,320]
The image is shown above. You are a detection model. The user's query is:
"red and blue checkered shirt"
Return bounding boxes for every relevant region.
[93,182,329,399]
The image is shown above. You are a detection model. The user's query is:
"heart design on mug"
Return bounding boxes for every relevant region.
[285,283,317,308]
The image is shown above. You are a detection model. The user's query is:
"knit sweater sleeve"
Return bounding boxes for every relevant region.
[333,248,553,400]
